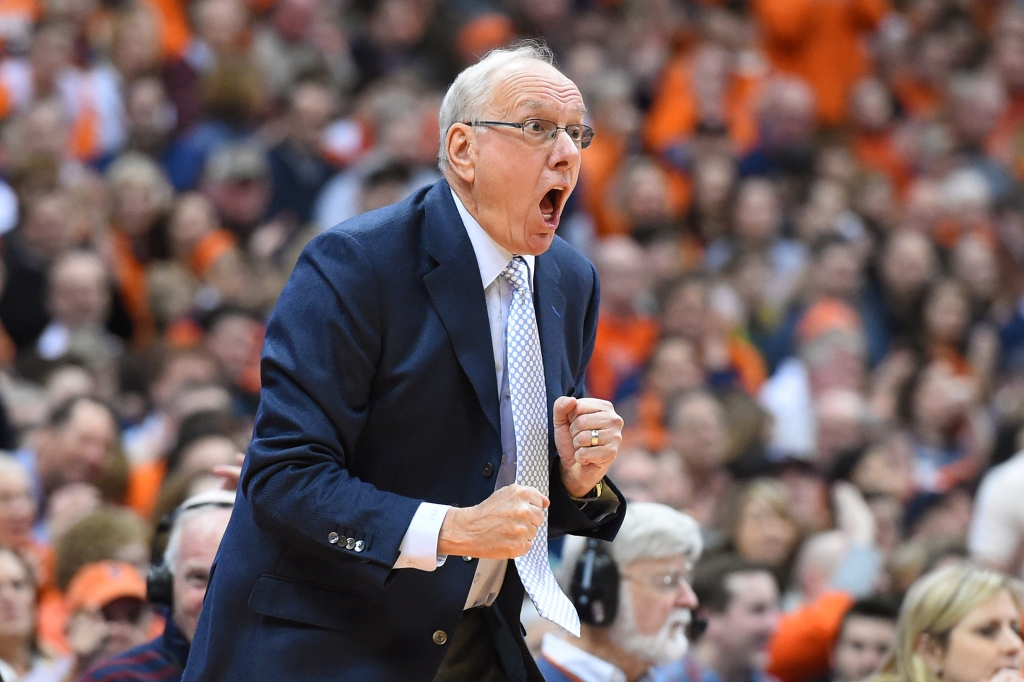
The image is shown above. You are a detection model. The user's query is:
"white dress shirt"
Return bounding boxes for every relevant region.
[540,633,628,682]
[393,190,535,610]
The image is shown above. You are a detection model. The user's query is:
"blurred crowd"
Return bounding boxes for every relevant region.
[0,0,1021,679]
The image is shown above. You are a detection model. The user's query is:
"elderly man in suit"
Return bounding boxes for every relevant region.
[182,41,626,682]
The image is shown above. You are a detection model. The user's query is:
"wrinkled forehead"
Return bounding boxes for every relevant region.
[487,59,586,119]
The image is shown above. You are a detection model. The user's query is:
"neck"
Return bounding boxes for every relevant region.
[0,636,31,674]
[447,174,479,220]
[696,640,751,682]
[577,627,650,682]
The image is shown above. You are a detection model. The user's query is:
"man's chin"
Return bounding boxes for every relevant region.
[616,624,690,667]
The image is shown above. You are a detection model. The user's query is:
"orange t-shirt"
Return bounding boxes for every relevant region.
[767,591,856,682]
[852,130,913,197]
[645,53,761,154]
[126,459,168,520]
[753,0,889,126]
[729,336,768,396]
[587,313,660,401]
[110,231,157,348]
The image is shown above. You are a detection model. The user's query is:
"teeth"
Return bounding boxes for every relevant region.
[542,212,554,220]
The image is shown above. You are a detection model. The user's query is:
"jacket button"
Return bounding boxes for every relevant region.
[328,532,339,544]
[346,538,356,550]
[463,555,473,562]
[354,540,365,552]
[432,630,447,645]
[482,462,493,478]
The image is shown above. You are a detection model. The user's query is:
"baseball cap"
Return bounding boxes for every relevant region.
[797,297,863,343]
[66,561,147,613]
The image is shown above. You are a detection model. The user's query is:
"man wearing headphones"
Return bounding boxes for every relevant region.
[77,489,235,682]
[538,502,702,682]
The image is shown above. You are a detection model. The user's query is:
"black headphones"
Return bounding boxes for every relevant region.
[147,493,235,608]
[568,536,709,639]
[569,538,620,626]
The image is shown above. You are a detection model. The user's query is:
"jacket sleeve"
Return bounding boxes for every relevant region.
[547,260,626,542]
[241,230,421,588]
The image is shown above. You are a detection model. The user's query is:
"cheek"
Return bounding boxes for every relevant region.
[183,586,206,614]
[944,636,992,682]
[631,590,671,635]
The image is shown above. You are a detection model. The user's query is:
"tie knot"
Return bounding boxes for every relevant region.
[501,256,530,292]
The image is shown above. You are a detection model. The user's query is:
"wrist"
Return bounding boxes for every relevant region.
[436,506,465,556]
[568,479,603,502]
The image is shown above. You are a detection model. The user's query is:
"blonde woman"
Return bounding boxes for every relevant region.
[870,564,1022,682]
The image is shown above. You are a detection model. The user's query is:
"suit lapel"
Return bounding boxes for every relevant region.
[534,252,566,426]
[422,181,501,436]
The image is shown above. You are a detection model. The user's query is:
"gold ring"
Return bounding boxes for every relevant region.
[591,429,600,447]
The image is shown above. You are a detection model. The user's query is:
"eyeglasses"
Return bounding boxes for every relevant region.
[100,598,149,625]
[464,118,595,149]
[622,571,694,594]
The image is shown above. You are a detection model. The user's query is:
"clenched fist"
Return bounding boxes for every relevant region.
[437,484,548,559]
[553,396,623,498]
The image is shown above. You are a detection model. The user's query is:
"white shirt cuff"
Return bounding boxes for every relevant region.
[395,502,451,571]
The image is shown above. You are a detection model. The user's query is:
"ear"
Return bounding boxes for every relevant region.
[445,123,476,185]
[914,632,946,678]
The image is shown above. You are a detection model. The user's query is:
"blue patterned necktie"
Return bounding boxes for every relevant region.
[501,256,582,637]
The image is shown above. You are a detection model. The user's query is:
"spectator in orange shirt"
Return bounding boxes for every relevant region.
[890,32,954,121]
[578,71,641,238]
[849,78,914,197]
[660,274,769,396]
[620,337,705,455]
[646,40,762,164]
[587,237,659,402]
[753,0,889,127]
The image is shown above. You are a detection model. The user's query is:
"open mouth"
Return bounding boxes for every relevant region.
[539,187,566,227]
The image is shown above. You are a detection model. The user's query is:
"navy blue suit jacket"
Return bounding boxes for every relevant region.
[181,179,625,682]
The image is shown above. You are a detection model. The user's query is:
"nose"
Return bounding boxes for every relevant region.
[548,127,581,170]
[1001,623,1023,654]
[676,581,698,610]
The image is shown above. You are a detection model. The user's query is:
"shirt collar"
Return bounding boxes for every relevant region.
[540,633,628,682]
[451,189,536,291]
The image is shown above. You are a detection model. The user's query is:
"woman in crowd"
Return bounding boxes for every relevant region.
[0,547,60,681]
[870,564,1022,682]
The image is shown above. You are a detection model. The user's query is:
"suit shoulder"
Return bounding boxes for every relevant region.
[324,184,430,241]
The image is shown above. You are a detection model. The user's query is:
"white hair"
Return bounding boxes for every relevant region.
[163,489,235,573]
[437,41,555,170]
[558,502,703,588]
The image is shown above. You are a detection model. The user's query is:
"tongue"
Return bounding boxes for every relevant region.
[540,192,555,215]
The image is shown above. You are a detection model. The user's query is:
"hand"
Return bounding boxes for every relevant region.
[832,481,875,547]
[553,396,623,498]
[984,669,1024,682]
[437,484,548,559]
[212,453,245,492]
[65,610,108,658]
[45,483,103,541]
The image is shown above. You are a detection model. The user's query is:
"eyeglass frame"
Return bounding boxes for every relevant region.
[462,118,595,149]
[620,569,695,594]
